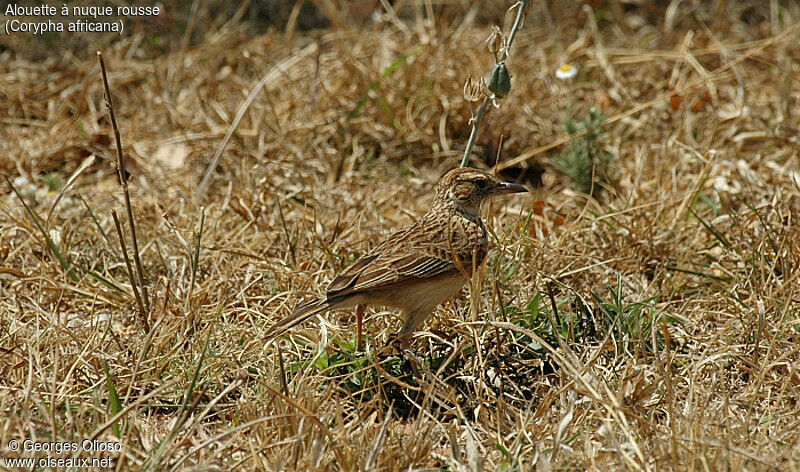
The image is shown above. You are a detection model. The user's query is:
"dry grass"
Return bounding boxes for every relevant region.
[2,1,800,470]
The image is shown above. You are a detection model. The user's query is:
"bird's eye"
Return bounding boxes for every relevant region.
[475,179,487,189]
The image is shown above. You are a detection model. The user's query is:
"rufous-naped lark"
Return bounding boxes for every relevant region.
[267,167,527,346]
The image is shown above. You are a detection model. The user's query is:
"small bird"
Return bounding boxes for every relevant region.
[267,167,527,347]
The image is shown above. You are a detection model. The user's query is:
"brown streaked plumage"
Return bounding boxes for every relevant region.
[266,167,528,346]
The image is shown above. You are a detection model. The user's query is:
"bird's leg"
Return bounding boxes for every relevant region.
[397,308,432,349]
[406,351,423,378]
[356,304,364,352]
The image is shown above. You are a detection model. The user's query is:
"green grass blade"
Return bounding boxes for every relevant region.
[689,207,731,248]
[87,269,128,295]
[103,361,123,438]
[349,48,419,119]
[78,194,117,255]
[4,175,79,282]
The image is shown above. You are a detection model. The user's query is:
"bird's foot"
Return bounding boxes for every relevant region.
[385,333,412,354]
[381,334,429,378]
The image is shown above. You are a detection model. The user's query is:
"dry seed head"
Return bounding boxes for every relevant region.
[486,25,505,57]
[463,76,481,102]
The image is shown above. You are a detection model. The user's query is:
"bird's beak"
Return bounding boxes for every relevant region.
[493,181,528,195]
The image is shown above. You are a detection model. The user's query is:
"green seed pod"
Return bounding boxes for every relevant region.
[486,62,511,98]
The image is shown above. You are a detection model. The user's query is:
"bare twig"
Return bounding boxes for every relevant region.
[98,51,151,314]
[275,195,296,266]
[276,343,289,397]
[185,207,206,315]
[112,210,149,332]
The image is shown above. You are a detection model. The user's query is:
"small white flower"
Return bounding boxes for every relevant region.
[555,63,577,80]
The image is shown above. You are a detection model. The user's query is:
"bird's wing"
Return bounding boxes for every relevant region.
[326,222,463,298]
[326,254,379,293]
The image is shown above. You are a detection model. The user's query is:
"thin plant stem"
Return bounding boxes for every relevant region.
[461,0,528,167]
[98,51,151,313]
[112,209,149,331]
[460,98,490,167]
[499,0,527,64]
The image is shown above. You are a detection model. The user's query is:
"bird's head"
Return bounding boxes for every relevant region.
[434,167,528,218]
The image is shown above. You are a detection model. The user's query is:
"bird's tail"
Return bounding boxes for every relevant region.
[264,298,336,343]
